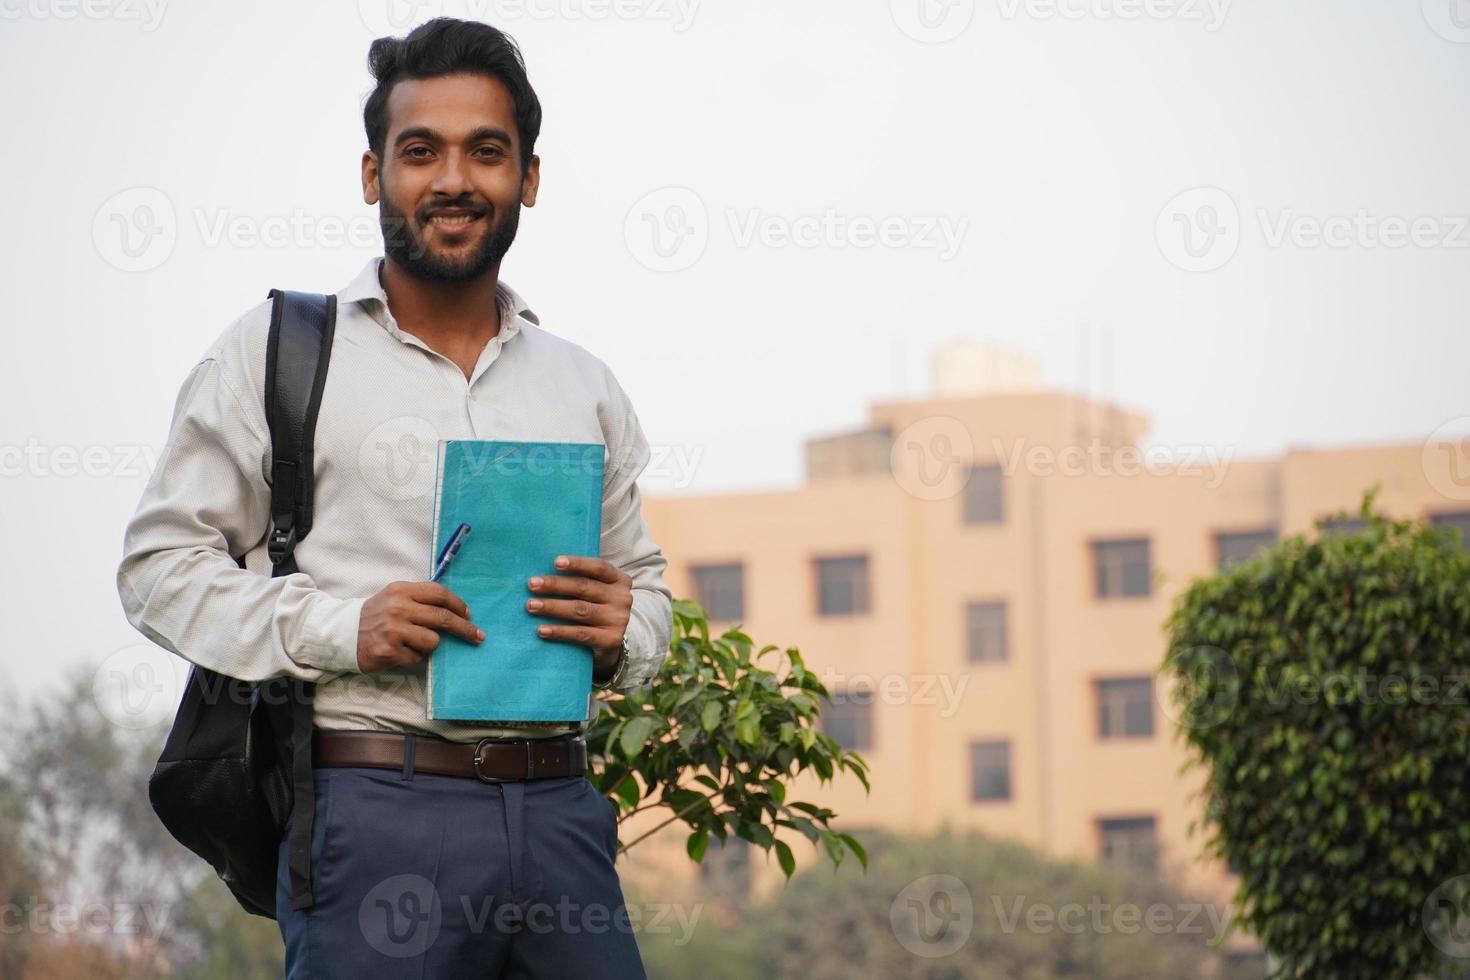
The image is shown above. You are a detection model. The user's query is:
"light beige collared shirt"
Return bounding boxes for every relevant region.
[117,257,672,740]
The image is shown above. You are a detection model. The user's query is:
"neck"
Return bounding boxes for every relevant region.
[379,256,504,345]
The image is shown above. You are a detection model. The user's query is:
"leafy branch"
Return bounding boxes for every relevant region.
[586,599,870,879]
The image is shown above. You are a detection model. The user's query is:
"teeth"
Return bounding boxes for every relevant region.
[432,214,474,225]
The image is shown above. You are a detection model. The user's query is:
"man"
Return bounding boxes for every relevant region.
[117,18,668,978]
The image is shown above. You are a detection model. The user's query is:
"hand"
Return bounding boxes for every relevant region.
[357,581,484,674]
[526,555,633,681]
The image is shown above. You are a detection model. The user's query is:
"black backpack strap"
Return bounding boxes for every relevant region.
[264,288,336,912]
[265,290,336,570]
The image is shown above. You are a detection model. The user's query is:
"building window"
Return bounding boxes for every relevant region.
[1096,677,1155,738]
[698,836,752,901]
[1092,538,1151,598]
[1321,516,1369,537]
[1431,511,1470,551]
[963,464,1004,524]
[1098,816,1158,873]
[821,695,873,751]
[970,740,1011,802]
[1214,529,1277,570]
[966,601,1008,663]
[691,563,744,621]
[815,555,870,616]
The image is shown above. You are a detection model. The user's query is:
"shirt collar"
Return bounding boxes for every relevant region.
[335,257,540,342]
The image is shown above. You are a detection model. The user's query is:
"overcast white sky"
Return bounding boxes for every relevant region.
[3,0,1469,696]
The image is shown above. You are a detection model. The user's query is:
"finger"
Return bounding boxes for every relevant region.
[397,623,444,656]
[547,555,624,584]
[527,573,619,603]
[526,596,615,625]
[400,581,472,620]
[406,601,485,644]
[535,623,615,649]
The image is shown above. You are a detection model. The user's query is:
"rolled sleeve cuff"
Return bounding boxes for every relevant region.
[299,594,365,675]
[613,616,663,694]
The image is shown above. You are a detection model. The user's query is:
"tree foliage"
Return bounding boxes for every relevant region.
[586,599,871,878]
[1164,492,1470,978]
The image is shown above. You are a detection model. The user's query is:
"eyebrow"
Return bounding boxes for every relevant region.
[393,125,515,150]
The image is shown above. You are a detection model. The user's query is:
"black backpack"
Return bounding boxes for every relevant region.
[147,290,336,919]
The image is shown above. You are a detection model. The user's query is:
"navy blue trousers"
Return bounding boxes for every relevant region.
[275,761,647,978]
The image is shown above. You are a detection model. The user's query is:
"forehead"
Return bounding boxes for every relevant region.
[383,72,519,144]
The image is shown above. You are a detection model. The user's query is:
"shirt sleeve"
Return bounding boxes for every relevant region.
[598,367,674,694]
[116,356,364,682]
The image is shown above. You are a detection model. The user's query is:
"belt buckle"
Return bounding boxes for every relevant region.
[472,736,533,784]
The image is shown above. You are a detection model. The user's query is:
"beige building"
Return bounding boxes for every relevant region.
[618,347,1470,928]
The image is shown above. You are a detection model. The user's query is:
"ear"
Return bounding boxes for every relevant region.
[362,150,380,205]
[520,154,540,208]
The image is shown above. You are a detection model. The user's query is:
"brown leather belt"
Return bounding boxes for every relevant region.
[313,729,587,783]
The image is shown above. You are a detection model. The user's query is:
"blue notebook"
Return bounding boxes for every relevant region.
[426,439,605,723]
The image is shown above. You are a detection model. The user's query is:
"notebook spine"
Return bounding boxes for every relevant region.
[425,439,449,720]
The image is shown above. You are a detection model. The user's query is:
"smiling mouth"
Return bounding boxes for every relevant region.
[425,211,485,232]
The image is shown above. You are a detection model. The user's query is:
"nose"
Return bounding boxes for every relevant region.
[428,148,473,199]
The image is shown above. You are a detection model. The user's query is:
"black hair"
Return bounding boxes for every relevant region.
[363,18,542,173]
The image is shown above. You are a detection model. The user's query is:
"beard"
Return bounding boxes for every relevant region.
[377,185,521,283]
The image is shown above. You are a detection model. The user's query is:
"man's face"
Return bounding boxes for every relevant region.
[362,72,539,282]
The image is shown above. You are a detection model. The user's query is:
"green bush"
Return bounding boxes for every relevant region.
[1164,493,1470,978]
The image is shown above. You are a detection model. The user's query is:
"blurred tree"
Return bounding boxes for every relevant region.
[165,875,283,980]
[0,666,247,978]
[0,775,46,980]
[640,829,1245,979]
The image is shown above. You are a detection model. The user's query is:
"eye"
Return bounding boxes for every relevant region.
[474,145,506,160]
[404,145,433,160]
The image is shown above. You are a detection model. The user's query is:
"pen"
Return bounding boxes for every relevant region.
[430,522,471,582]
